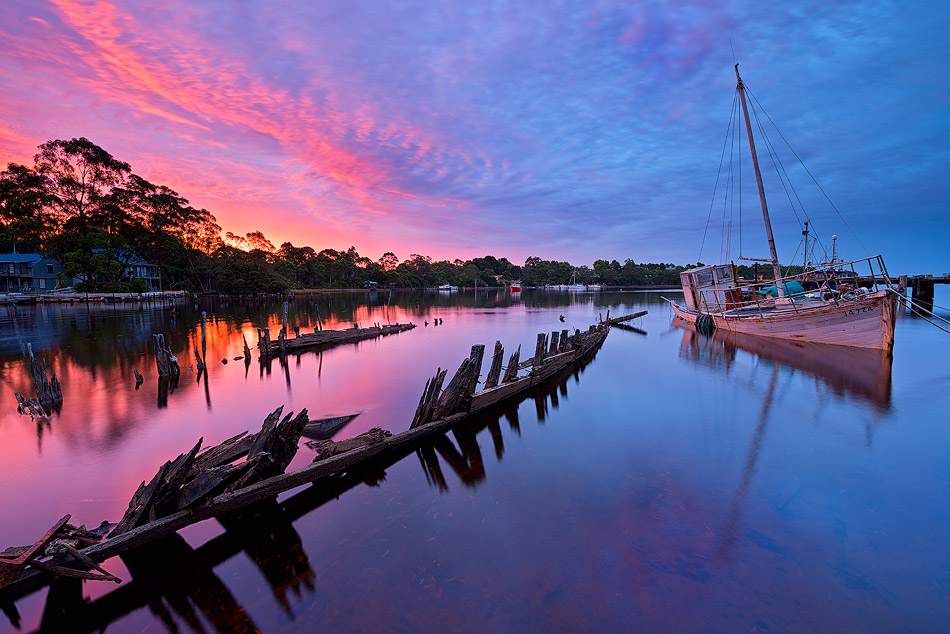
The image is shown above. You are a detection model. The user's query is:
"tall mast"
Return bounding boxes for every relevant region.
[735,64,784,297]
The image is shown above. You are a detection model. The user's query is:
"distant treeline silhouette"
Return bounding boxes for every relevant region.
[1,137,758,292]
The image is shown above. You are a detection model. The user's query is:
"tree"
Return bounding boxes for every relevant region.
[33,138,131,236]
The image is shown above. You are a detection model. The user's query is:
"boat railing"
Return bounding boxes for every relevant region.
[696,255,892,316]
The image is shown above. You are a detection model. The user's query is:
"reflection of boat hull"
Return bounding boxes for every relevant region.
[673,318,893,409]
[669,289,896,350]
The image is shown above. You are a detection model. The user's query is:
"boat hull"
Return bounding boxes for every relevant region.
[670,290,897,350]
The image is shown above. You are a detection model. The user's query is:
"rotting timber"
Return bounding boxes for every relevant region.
[256,322,416,357]
[0,311,644,602]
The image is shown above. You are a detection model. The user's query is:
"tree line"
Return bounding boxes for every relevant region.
[2,137,712,293]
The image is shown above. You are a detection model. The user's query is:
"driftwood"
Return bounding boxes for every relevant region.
[243,335,252,359]
[262,323,416,356]
[194,346,206,371]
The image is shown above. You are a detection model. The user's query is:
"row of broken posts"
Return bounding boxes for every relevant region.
[255,301,324,360]
[409,327,580,429]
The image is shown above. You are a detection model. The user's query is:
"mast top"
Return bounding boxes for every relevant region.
[734,63,744,89]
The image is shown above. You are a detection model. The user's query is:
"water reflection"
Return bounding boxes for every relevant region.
[672,318,893,411]
[28,498,315,634]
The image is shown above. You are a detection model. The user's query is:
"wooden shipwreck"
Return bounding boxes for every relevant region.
[0,311,644,604]
[257,322,415,357]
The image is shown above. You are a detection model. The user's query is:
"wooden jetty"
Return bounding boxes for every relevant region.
[258,322,416,357]
[0,312,643,603]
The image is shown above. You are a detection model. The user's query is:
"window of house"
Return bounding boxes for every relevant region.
[47,263,54,274]
[38,278,46,289]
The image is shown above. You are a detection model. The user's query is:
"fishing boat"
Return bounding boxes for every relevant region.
[666,65,897,351]
[510,281,522,292]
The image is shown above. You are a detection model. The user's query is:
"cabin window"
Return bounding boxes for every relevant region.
[696,271,713,285]
[716,268,732,282]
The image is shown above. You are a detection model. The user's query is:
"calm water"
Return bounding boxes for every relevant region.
[1,290,949,633]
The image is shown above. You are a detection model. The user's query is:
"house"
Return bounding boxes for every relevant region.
[122,252,162,291]
[78,249,162,291]
[0,253,68,293]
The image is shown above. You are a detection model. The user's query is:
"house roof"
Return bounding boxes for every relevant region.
[0,253,45,264]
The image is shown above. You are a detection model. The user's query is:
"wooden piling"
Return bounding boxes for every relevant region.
[549,331,560,354]
[502,345,521,383]
[27,344,62,405]
[484,341,504,390]
[194,347,206,371]
[152,334,180,377]
[133,369,144,385]
[243,335,252,360]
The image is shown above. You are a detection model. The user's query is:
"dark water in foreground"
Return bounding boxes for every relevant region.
[1,290,949,633]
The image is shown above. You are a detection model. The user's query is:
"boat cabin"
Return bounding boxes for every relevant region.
[679,264,742,312]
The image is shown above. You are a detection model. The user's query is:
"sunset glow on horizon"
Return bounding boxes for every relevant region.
[2,0,948,271]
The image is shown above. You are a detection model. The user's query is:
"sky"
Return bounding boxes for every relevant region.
[1,0,948,272]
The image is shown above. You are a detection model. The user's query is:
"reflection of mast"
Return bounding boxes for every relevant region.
[719,363,779,557]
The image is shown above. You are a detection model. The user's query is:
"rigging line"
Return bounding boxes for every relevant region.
[893,291,950,334]
[700,93,740,263]
[747,88,872,257]
[748,90,814,233]
[747,93,808,234]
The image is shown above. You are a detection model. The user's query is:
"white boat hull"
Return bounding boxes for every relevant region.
[670,290,897,350]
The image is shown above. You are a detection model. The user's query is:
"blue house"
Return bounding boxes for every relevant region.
[0,253,68,293]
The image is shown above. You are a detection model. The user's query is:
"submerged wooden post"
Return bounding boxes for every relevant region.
[133,369,144,385]
[27,344,62,405]
[194,346,206,371]
[277,329,287,355]
[152,334,180,377]
[243,335,252,360]
[484,341,504,390]
[200,312,206,346]
[282,301,289,336]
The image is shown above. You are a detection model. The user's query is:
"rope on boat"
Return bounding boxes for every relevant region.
[696,313,716,334]
[890,289,950,335]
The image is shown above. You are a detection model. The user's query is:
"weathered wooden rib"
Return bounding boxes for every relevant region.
[261,323,416,356]
[0,313,640,600]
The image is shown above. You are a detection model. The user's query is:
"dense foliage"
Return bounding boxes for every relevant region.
[2,138,711,292]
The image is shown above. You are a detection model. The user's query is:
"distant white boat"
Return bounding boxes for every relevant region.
[437,284,456,291]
